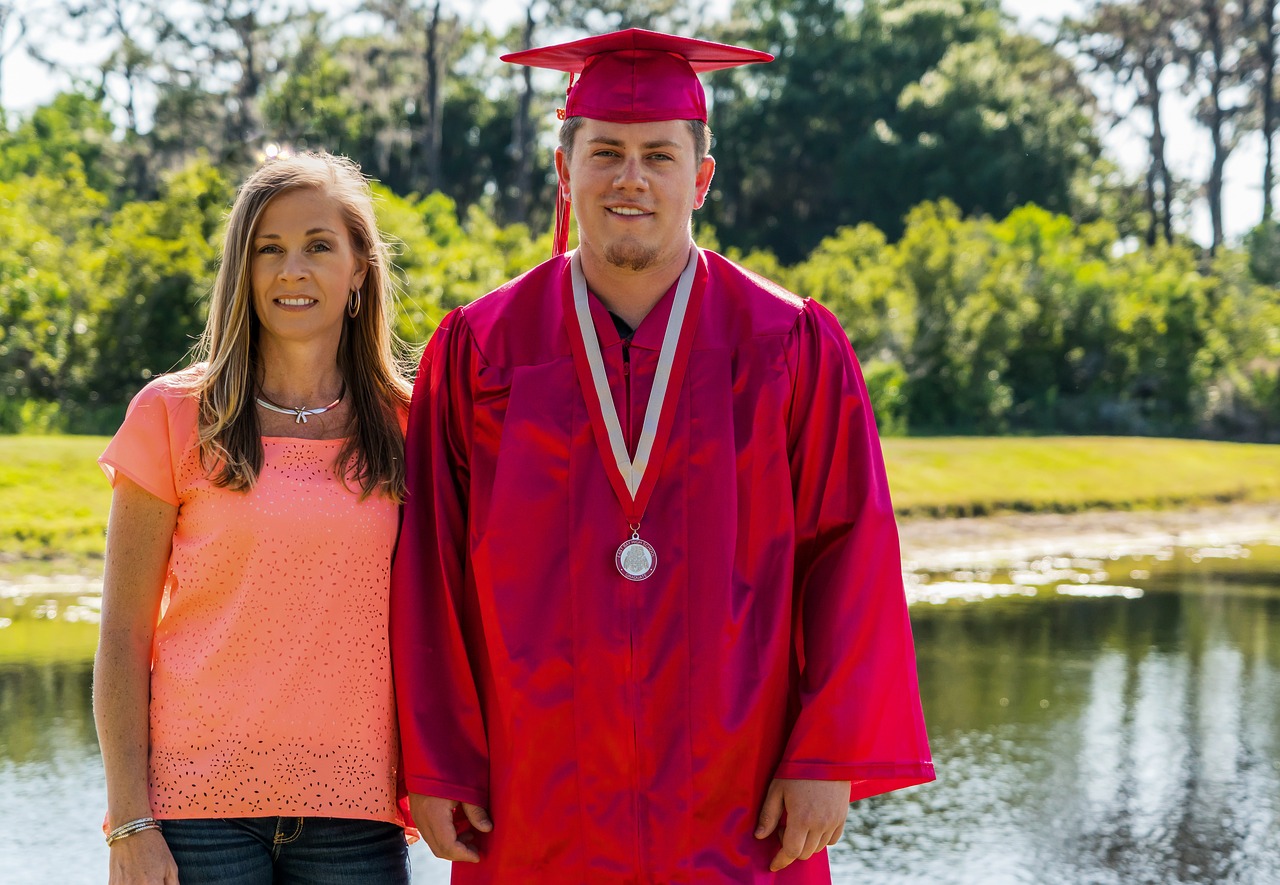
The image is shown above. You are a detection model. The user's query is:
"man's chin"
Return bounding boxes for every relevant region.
[604,242,660,272]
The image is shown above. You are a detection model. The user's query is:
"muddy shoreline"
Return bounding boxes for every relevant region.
[898,500,1280,571]
[4,501,1280,594]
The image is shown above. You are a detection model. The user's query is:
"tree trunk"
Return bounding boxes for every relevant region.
[1143,58,1174,245]
[1203,0,1228,253]
[422,0,444,194]
[1263,0,1277,221]
[509,2,536,225]
[1144,147,1159,247]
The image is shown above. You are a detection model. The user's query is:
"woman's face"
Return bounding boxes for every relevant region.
[250,188,368,353]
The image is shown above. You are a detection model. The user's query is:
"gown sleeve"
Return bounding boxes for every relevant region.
[390,309,491,807]
[775,300,935,802]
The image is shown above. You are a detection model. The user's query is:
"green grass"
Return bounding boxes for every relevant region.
[883,436,1280,517]
[2,434,1279,571]
[0,435,113,568]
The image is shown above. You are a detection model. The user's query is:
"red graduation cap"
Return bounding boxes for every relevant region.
[502,28,773,255]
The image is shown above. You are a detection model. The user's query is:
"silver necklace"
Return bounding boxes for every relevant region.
[255,383,345,424]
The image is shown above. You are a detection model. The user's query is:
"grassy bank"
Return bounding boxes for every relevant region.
[3,434,1280,569]
[884,436,1280,516]
[0,435,112,571]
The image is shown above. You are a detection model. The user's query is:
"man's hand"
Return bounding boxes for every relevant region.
[754,778,851,872]
[409,792,493,863]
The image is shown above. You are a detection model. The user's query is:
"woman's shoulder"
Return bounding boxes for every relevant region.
[120,365,206,444]
[132,364,206,405]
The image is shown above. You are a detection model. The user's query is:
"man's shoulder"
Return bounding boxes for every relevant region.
[447,255,569,367]
[460,255,566,326]
[702,250,809,341]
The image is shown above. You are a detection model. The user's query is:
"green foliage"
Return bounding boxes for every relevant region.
[987,206,1117,431]
[1245,220,1280,285]
[890,199,1017,432]
[709,0,1101,261]
[0,93,121,196]
[260,23,364,154]
[860,358,910,437]
[766,199,1280,439]
[0,123,555,433]
[0,38,1273,444]
[785,223,910,359]
[82,159,233,428]
[1194,250,1280,440]
[373,186,550,344]
[0,160,107,433]
[261,21,552,229]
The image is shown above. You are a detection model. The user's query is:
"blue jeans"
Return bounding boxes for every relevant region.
[161,817,410,885]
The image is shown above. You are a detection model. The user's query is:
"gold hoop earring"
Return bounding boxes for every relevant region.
[347,288,361,318]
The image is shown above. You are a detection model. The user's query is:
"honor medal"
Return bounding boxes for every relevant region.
[616,532,657,581]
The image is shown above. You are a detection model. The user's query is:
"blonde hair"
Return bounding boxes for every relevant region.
[192,151,412,501]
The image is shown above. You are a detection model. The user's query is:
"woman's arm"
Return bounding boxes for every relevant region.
[94,476,179,884]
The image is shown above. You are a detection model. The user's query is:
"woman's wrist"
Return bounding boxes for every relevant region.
[105,816,163,846]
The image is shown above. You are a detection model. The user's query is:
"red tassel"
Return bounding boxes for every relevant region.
[553,190,570,257]
[552,72,577,256]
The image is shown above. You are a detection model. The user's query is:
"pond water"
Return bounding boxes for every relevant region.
[4,542,1279,885]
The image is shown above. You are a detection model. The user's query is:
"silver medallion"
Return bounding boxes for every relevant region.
[615,534,657,582]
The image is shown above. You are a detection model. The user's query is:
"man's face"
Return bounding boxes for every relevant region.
[555,118,715,275]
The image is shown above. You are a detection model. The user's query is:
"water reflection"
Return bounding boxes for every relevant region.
[0,662,97,762]
[4,547,1279,884]
[841,549,1280,885]
[1,659,106,885]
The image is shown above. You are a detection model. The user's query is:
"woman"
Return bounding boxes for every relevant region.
[94,151,414,884]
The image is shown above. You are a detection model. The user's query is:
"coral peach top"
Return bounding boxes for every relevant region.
[100,370,403,823]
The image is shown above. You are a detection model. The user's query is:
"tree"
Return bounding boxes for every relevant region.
[1248,0,1279,220]
[1065,0,1184,246]
[892,32,1100,223]
[261,16,540,223]
[57,0,160,139]
[1179,0,1255,253]
[988,206,1119,431]
[708,0,1100,262]
[0,92,121,195]
[147,0,299,167]
[0,156,106,431]
[259,12,359,155]
[507,4,537,226]
[893,200,1021,432]
[53,0,173,200]
[777,223,912,433]
[85,159,231,422]
[362,0,467,196]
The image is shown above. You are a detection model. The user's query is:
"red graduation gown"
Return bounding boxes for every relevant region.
[391,249,934,883]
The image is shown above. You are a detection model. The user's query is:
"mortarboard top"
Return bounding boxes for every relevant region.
[502,29,773,124]
[502,28,773,254]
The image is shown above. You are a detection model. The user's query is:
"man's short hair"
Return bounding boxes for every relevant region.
[559,116,712,161]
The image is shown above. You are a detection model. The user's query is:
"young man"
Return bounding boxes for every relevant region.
[391,29,934,883]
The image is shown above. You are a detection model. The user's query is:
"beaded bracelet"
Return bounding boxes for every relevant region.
[105,817,162,846]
